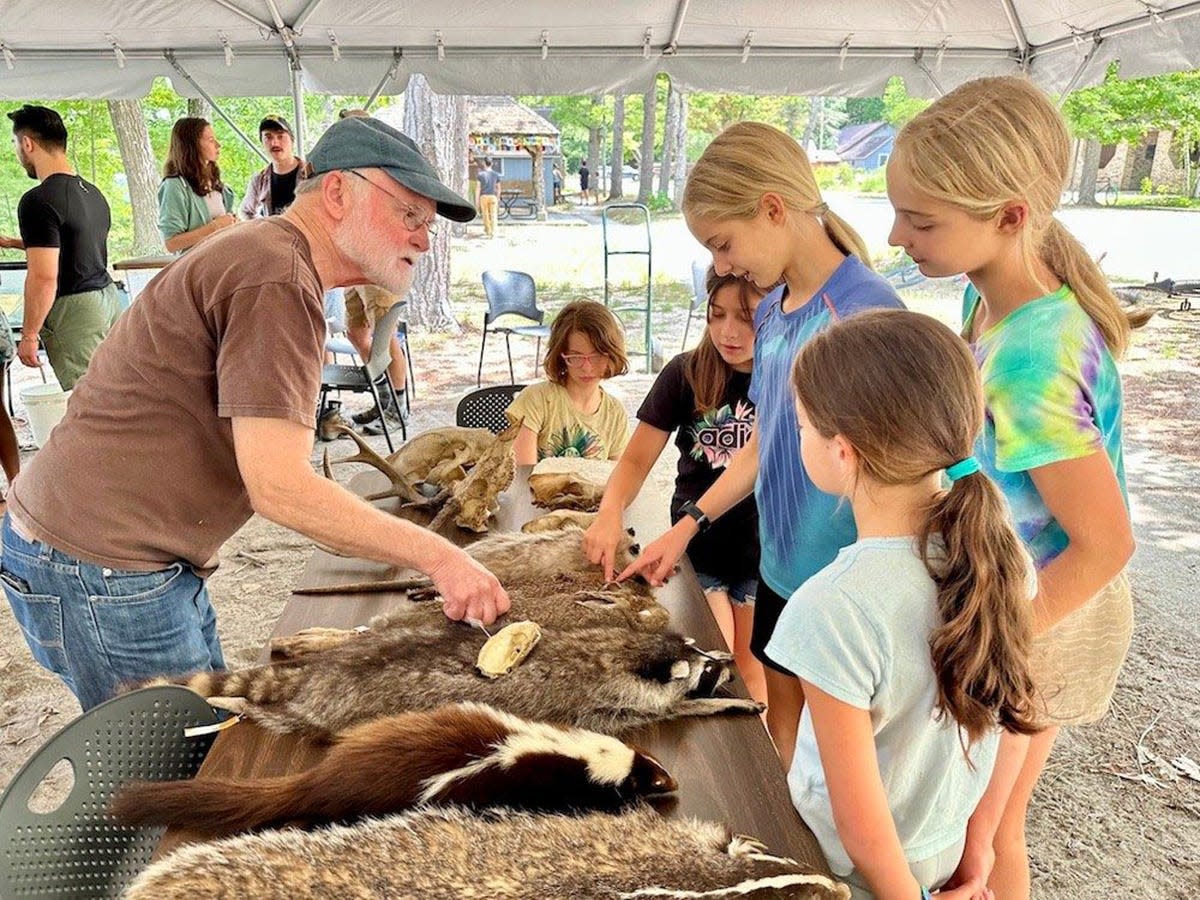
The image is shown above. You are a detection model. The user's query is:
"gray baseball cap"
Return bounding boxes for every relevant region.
[308,116,476,222]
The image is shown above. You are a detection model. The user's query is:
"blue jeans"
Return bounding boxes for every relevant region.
[1,514,225,711]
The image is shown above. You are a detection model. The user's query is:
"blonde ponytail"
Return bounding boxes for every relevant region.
[1041,219,1130,355]
[822,207,873,269]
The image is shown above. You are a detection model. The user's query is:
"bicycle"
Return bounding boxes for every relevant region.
[1097,175,1119,207]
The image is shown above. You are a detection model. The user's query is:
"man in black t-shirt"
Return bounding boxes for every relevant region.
[239,115,308,219]
[0,105,120,390]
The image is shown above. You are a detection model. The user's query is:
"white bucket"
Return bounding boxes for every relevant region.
[20,384,71,449]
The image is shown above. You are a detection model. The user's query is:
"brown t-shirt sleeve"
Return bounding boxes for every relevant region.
[212,281,326,428]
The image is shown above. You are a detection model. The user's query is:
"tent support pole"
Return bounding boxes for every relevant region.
[1056,38,1103,103]
[999,0,1032,69]
[293,0,326,35]
[666,0,691,53]
[203,0,273,32]
[164,51,269,163]
[290,61,307,156]
[913,50,946,96]
[366,49,404,108]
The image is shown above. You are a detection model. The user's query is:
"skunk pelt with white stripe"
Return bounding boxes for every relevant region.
[109,702,675,836]
[125,805,850,900]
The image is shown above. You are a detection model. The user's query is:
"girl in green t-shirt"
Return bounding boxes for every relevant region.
[507,300,630,465]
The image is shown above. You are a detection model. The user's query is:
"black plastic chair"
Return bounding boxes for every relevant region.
[478,270,551,388]
[456,384,526,434]
[319,301,408,451]
[0,686,219,899]
[681,258,709,351]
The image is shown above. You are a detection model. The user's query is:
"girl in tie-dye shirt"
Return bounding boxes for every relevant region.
[888,76,1136,899]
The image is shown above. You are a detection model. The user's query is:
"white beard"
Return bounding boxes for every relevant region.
[338,205,418,298]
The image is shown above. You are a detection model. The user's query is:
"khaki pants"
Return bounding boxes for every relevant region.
[479,194,499,238]
[40,282,121,391]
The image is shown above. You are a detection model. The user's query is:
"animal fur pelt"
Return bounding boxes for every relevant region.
[520,509,599,533]
[151,622,762,742]
[109,702,675,836]
[528,457,613,512]
[125,806,849,900]
[290,526,668,633]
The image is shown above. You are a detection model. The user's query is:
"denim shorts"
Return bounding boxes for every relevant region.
[0,514,225,711]
[694,571,757,605]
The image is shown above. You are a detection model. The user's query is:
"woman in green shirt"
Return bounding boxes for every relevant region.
[158,117,237,253]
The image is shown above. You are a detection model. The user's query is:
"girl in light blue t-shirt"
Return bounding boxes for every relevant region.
[768,310,1040,900]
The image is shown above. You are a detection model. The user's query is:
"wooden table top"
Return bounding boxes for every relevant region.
[159,466,827,873]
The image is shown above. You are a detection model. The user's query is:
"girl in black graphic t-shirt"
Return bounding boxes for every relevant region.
[584,267,767,704]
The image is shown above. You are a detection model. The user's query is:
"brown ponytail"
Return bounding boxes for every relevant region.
[791,309,1041,746]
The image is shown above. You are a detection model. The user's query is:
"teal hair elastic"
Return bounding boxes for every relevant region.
[945,456,980,482]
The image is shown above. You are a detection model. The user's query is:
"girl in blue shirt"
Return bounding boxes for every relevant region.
[620,121,902,766]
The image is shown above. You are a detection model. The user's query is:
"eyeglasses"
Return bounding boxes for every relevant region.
[343,169,438,235]
[562,352,607,368]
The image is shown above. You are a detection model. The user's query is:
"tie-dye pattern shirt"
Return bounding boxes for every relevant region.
[963,284,1128,567]
[751,255,904,597]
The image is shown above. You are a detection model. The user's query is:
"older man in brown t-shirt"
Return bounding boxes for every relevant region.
[1,117,508,710]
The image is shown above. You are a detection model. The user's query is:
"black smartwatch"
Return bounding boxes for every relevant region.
[679,501,712,533]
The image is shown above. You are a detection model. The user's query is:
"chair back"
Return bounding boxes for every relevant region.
[0,686,219,898]
[481,270,543,325]
[362,301,408,382]
[456,384,526,433]
[690,259,709,311]
[323,288,348,334]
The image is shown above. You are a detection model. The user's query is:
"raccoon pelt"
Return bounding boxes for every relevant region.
[520,509,599,533]
[109,702,675,836]
[125,805,849,900]
[152,623,762,742]
[289,526,667,634]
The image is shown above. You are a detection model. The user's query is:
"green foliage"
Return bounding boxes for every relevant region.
[814,162,855,190]
[644,192,676,213]
[1062,63,1200,145]
[854,168,888,193]
[1140,176,1155,195]
[881,77,930,128]
[845,96,886,125]
[2,81,371,259]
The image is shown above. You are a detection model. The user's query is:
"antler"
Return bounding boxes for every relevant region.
[323,424,426,503]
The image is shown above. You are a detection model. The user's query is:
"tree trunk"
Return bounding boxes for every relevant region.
[659,84,678,201]
[1075,138,1102,206]
[672,92,689,207]
[187,97,212,120]
[524,141,547,221]
[401,74,465,333]
[106,100,164,255]
[609,93,626,201]
[636,84,657,205]
[587,125,601,197]
[800,96,821,150]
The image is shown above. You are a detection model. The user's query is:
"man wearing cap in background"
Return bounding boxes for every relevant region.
[241,114,309,219]
[0,105,120,391]
[0,115,509,712]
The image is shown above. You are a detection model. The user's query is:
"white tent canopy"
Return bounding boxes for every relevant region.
[3,0,1200,103]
